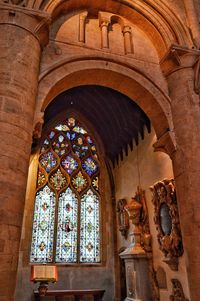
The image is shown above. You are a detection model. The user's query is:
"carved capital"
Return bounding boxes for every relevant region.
[160,44,200,76]
[153,130,176,158]
[79,11,88,21]
[98,11,111,28]
[122,25,132,35]
[0,4,50,47]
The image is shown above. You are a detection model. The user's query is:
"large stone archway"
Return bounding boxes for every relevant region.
[36,57,174,146]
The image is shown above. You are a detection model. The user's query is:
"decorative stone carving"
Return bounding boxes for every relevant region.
[170,279,189,301]
[120,188,156,301]
[150,179,183,271]
[121,187,152,255]
[117,199,129,238]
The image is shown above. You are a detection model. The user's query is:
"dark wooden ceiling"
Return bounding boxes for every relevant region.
[44,85,151,165]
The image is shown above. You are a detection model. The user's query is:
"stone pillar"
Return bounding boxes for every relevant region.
[161,45,200,301]
[123,25,133,54]
[79,11,88,43]
[0,4,49,301]
[100,20,110,49]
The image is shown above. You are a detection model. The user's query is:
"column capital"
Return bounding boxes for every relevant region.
[0,3,51,48]
[122,25,132,34]
[98,11,110,28]
[153,130,177,159]
[79,11,88,21]
[160,44,200,76]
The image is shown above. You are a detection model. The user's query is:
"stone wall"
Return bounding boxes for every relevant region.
[113,128,190,301]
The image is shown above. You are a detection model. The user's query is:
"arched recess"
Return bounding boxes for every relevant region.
[36,57,175,155]
[29,0,193,57]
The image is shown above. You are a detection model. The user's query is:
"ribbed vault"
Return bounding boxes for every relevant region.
[44,85,151,165]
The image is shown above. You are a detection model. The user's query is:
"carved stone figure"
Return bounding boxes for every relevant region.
[150,179,183,270]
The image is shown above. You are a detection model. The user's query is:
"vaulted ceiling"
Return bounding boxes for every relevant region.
[44,85,151,165]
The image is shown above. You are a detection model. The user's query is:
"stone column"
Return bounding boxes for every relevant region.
[161,45,200,301]
[0,4,49,301]
[100,20,110,49]
[79,11,88,43]
[123,25,133,54]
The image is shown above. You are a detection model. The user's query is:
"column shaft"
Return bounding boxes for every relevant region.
[168,67,200,301]
[0,6,48,300]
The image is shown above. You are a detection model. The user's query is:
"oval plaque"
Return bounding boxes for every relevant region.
[160,203,172,235]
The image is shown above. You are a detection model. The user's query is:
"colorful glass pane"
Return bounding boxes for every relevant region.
[56,188,78,262]
[31,116,101,264]
[82,158,98,176]
[73,126,87,134]
[67,117,75,127]
[55,124,70,131]
[86,136,93,144]
[61,155,78,174]
[66,132,76,141]
[80,190,100,263]
[39,152,57,173]
[72,142,89,159]
[52,135,69,156]
[50,169,67,191]
[30,186,56,263]
[72,171,88,192]
[49,131,55,139]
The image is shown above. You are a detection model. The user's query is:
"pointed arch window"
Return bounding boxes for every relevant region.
[30,117,101,264]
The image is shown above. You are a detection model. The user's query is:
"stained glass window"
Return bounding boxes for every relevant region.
[30,116,101,264]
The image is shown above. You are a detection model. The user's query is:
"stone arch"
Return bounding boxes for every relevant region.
[36,56,175,154]
[30,0,193,57]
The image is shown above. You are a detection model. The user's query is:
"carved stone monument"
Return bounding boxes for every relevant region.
[120,187,156,301]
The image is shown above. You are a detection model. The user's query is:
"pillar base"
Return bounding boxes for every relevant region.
[119,252,153,301]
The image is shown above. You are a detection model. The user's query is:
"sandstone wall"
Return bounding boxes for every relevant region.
[113,128,190,301]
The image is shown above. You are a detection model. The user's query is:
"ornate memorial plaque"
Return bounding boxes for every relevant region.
[150,179,183,271]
